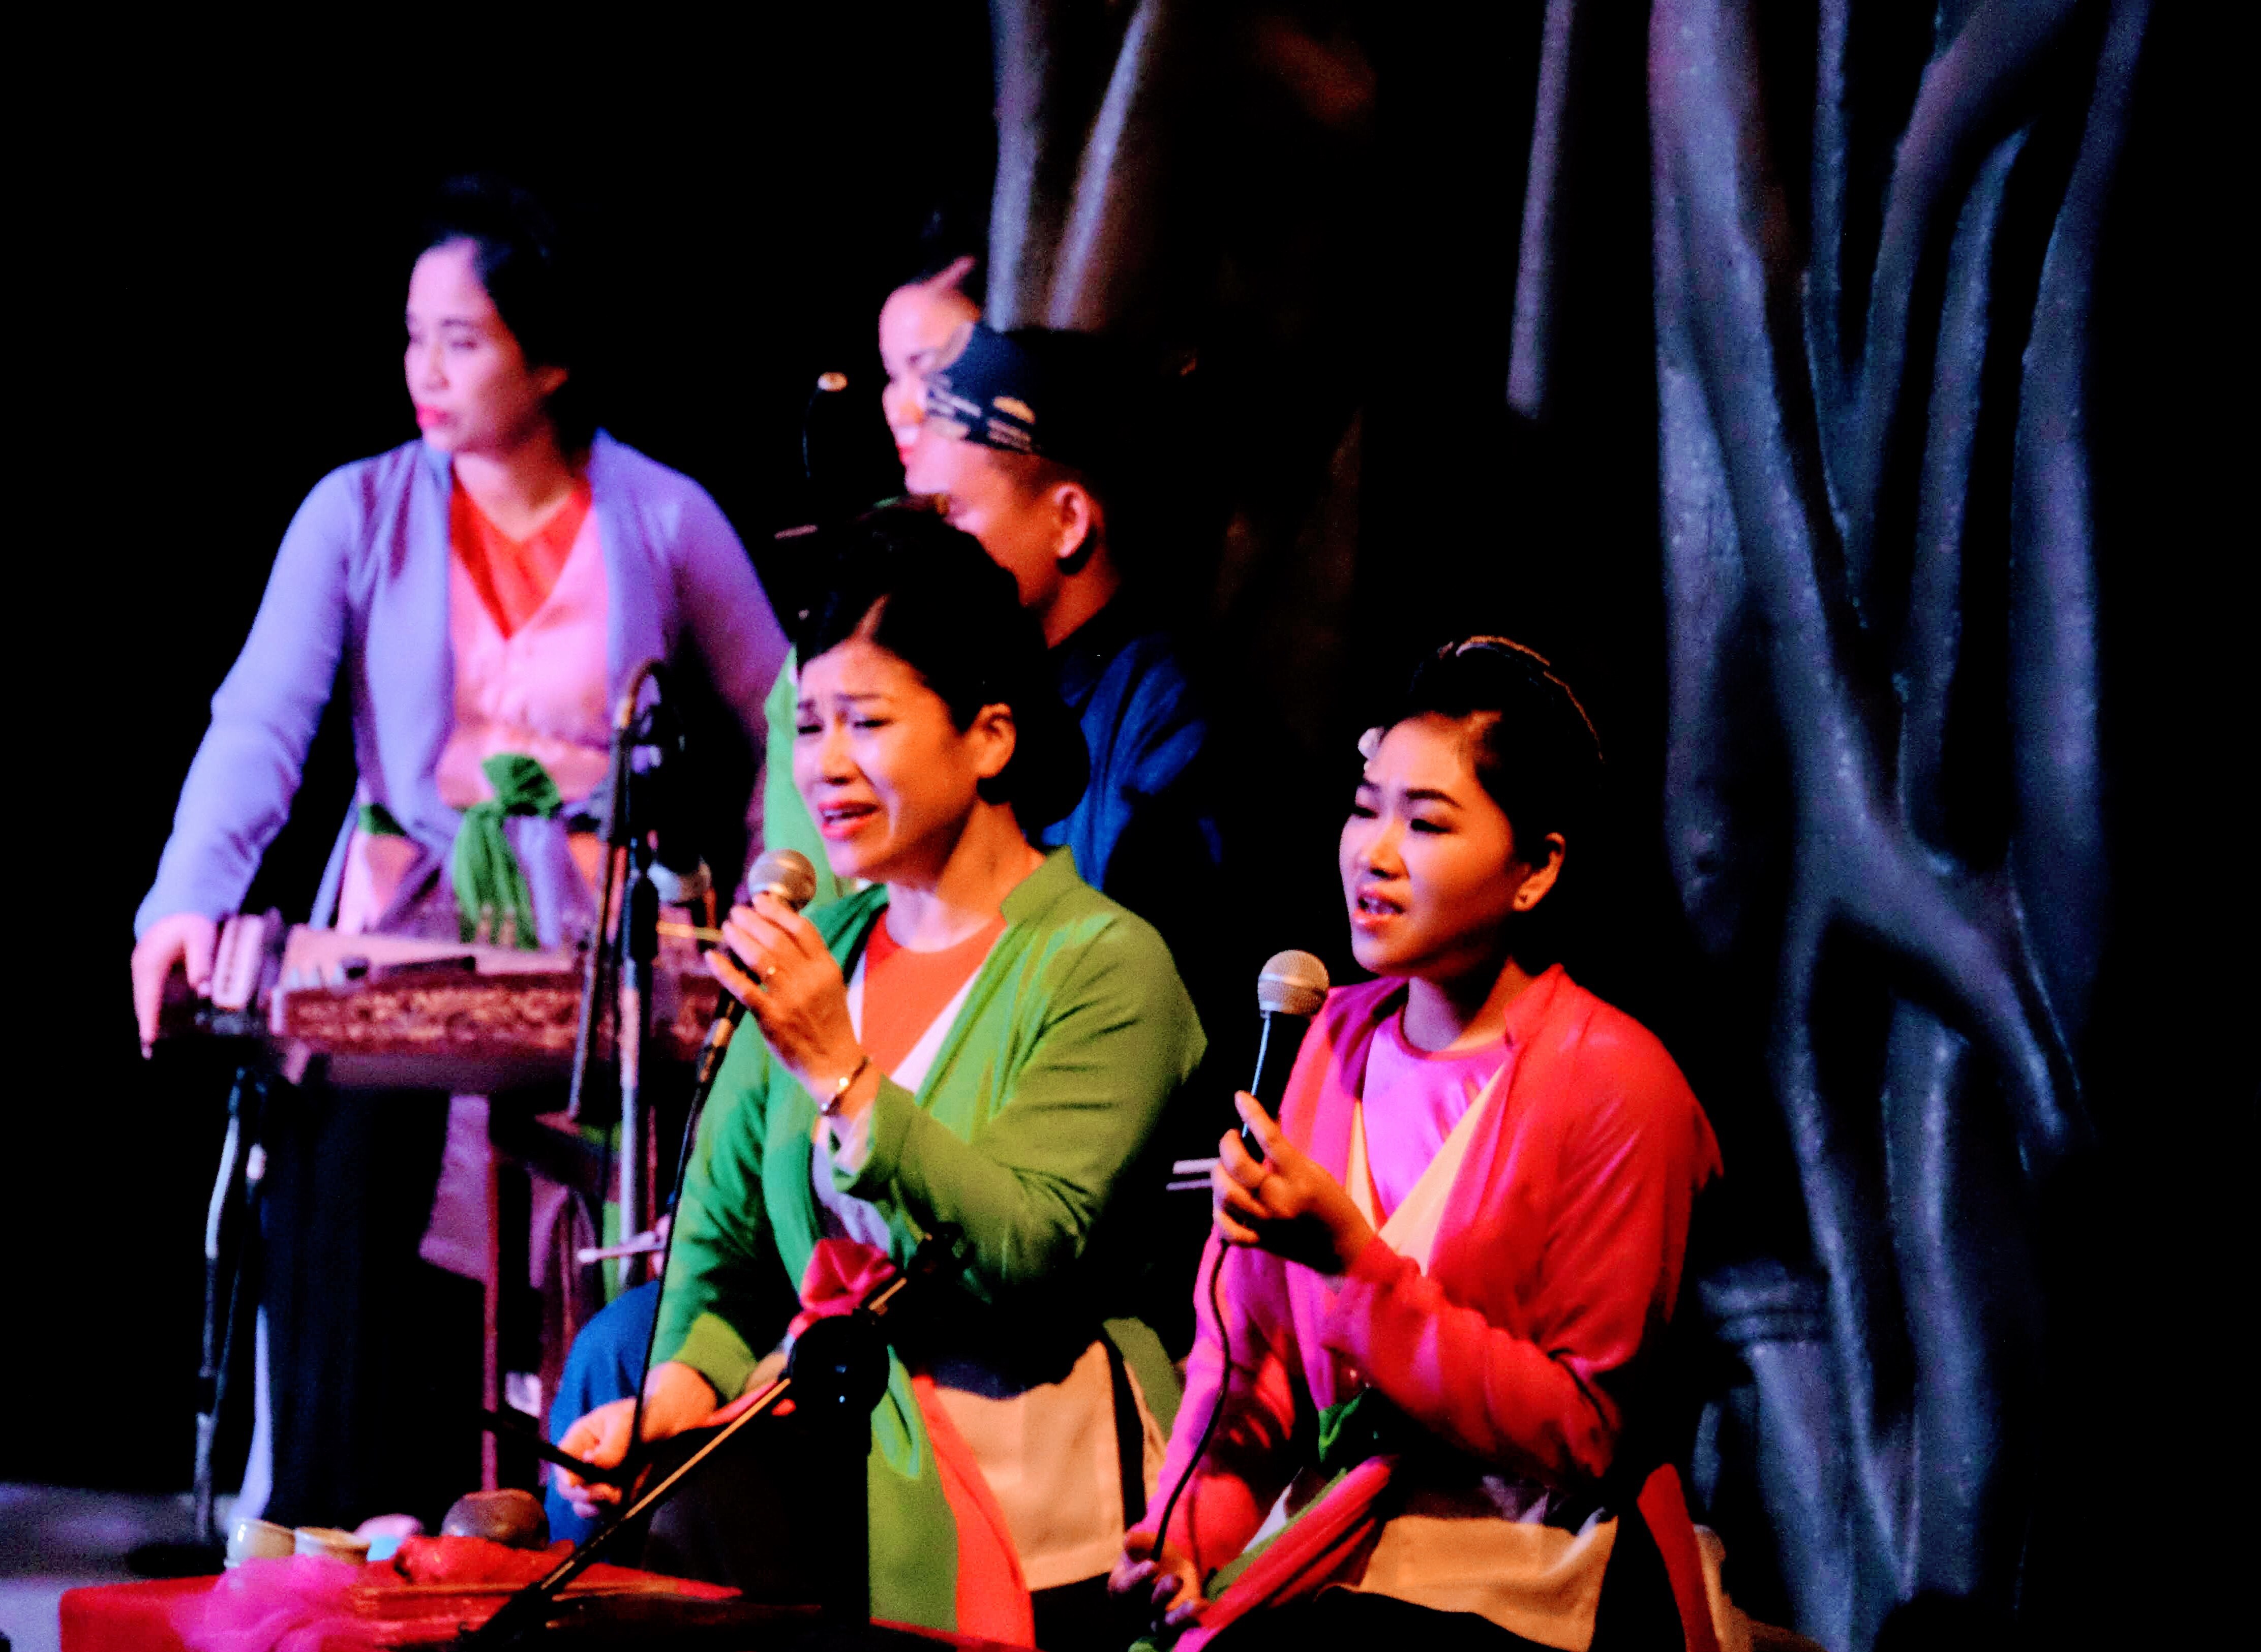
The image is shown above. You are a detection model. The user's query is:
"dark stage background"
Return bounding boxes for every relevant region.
[8,9,2234,1638]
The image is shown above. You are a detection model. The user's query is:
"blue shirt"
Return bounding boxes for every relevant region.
[1035,600,1221,912]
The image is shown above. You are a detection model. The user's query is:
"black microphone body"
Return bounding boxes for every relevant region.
[1247,1011,1309,1116]
[1240,950,1330,1160]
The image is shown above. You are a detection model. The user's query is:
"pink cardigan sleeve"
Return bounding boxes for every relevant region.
[1147,1232,1307,1574]
[1316,1049,1717,1486]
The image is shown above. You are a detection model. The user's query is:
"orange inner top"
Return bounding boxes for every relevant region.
[450,478,593,637]
[859,913,1007,1076]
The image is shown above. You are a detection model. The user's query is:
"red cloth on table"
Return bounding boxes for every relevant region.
[58,1538,735,1651]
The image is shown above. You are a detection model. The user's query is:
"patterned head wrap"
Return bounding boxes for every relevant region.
[920,322,1119,475]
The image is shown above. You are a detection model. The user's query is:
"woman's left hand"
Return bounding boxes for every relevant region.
[1214,1092,1377,1277]
[710,893,867,1105]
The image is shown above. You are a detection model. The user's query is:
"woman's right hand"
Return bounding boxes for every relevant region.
[131,913,219,1057]
[1109,1528,1205,1632]
[553,1360,719,1518]
[1214,1092,1376,1278]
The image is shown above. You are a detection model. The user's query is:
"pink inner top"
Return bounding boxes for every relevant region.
[334,504,611,933]
[434,501,611,810]
[1358,1011,1506,1220]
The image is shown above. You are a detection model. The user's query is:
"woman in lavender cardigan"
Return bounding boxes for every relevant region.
[128,177,788,1528]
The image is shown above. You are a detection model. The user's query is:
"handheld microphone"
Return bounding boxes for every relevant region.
[747,846,823,911]
[1241,950,1330,1160]
[1150,947,1333,1586]
[689,848,821,1088]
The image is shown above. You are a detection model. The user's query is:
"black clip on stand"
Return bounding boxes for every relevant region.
[460,1234,951,1647]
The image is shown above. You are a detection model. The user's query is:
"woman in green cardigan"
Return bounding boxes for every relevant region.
[556,510,1204,1650]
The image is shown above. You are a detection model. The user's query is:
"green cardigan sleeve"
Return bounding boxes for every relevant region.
[839,896,1204,1300]
[760,649,848,910]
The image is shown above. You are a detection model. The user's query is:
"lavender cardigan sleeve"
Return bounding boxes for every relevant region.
[135,461,369,934]
[135,435,787,938]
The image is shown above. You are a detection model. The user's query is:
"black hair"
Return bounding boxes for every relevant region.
[1388,636,1605,876]
[908,248,983,293]
[415,174,594,447]
[792,507,1090,831]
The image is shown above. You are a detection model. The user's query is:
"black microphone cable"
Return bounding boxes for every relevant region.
[1147,1238,1233,1599]
[1144,949,1329,1622]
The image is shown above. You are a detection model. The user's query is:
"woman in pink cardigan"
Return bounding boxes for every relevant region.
[1112,638,1727,1652]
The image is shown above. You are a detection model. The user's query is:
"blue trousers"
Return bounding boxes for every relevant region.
[544,1280,661,1546]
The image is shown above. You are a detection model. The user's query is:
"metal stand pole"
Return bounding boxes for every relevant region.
[615,861,658,1293]
[191,1065,260,1545]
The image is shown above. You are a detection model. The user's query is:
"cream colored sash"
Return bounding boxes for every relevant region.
[1346,1058,1507,1272]
[1338,1054,1617,1650]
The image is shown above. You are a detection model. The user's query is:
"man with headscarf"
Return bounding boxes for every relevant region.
[771,320,1224,961]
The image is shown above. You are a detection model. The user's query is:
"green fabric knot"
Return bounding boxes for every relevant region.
[452,753,563,949]
[1316,1387,1429,1475]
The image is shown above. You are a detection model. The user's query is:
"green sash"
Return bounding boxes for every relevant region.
[454,753,563,947]
[355,755,562,950]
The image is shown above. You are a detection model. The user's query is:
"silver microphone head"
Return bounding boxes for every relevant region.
[1256,950,1330,1018]
[746,848,820,913]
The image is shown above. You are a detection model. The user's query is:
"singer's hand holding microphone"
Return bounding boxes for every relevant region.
[1212,950,1374,1278]
[1213,1095,1375,1278]
[704,849,876,1118]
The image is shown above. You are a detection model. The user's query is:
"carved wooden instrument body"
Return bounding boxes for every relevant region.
[172,912,721,1092]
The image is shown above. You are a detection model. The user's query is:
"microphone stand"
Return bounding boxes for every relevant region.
[613,1000,745,1519]
[566,661,667,1293]
[613,840,658,1293]
[133,1059,272,1580]
[191,1064,265,1546]
[610,849,810,1506]
[460,1233,951,1647]
[566,661,664,1132]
